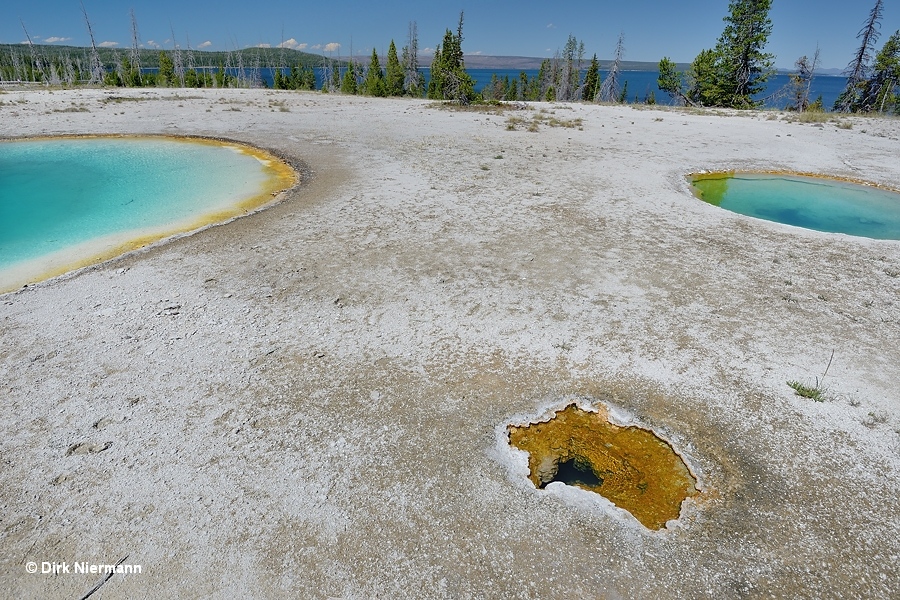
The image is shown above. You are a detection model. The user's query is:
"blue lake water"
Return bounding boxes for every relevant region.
[245,67,847,109]
[691,173,900,240]
[0,137,282,288]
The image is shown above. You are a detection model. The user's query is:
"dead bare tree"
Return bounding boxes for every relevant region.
[170,25,184,87]
[598,34,625,102]
[129,10,142,78]
[403,21,423,96]
[185,34,195,73]
[80,1,104,84]
[835,0,884,112]
[20,21,48,84]
[789,47,820,112]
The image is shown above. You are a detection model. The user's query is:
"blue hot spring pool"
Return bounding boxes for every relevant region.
[0,136,294,291]
[690,172,900,240]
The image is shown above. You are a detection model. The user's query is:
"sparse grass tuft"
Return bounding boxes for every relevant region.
[796,111,829,123]
[787,380,827,402]
[836,120,853,129]
[103,96,150,104]
[430,100,527,115]
[506,111,583,132]
[787,350,834,402]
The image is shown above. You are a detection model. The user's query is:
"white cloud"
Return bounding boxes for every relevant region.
[547,23,556,29]
[98,41,119,48]
[146,40,160,49]
[198,41,212,48]
[255,43,271,48]
[45,36,72,43]
[421,47,435,54]
[323,42,341,52]
[311,44,322,50]
[276,38,299,49]
[472,50,483,55]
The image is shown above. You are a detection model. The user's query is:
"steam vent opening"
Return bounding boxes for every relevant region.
[508,403,699,530]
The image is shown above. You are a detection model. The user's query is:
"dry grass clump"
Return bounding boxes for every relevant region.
[430,100,529,116]
[506,108,583,132]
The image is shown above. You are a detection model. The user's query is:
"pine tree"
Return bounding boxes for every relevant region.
[713,0,775,108]
[686,49,722,106]
[386,40,404,96]
[362,49,386,97]
[657,57,688,104]
[341,62,358,94]
[618,80,629,104]
[426,12,474,103]
[158,51,175,87]
[583,54,600,103]
[331,60,341,90]
[862,30,900,112]
[427,46,443,99]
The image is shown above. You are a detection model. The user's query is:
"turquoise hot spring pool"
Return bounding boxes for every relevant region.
[690,172,900,241]
[0,136,293,291]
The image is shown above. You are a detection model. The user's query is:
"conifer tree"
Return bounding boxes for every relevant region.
[362,49,386,97]
[158,51,175,86]
[686,49,722,106]
[583,54,600,102]
[657,57,688,104]
[862,30,900,112]
[426,12,474,103]
[386,40,404,96]
[427,46,443,99]
[341,61,358,94]
[618,80,629,104]
[331,60,341,90]
[712,0,774,108]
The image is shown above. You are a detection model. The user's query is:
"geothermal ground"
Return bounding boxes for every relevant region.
[1,88,899,599]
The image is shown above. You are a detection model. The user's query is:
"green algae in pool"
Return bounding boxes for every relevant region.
[0,137,294,291]
[690,173,900,240]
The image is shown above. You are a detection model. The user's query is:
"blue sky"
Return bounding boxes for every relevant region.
[3,1,899,70]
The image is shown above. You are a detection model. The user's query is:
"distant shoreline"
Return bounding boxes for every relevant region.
[0,42,845,74]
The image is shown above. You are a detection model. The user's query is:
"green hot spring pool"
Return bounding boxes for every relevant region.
[0,136,294,292]
[690,172,900,240]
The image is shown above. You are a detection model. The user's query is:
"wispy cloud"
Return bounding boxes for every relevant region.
[98,41,119,48]
[472,50,483,55]
[198,41,212,49]
[421,47,435,55]
[311,44,322,50]
[145,40,160,49]
[45,36,71,43]
[323,42,340,52]
[547,23,556,29]
[255,43,271,48]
